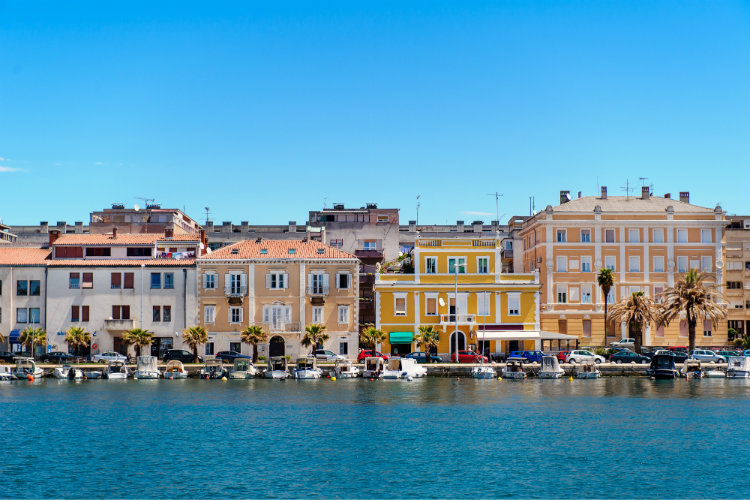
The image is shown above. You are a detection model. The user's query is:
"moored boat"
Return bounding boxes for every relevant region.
[104,360,129,380]
[264,356,289,379]
[726,356,750,379]
[229,359,258,379]
[293,357,323,379]
[383,358,426,380]
[12,357,44,380]
[502,358,527,379]
[539,355,564,379]
[200,357,228,379]
[574,360,601,379]
[362,356,385,379]
[163,360,188,379]
[332,358,360,378]
[682,359,703,379]
[471,365,497,379]
[649,354,678,380]
[53,364,84,380]
[134,356,161,379]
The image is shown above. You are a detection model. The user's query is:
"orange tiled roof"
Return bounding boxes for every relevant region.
[201,239,356,260]
[54,233,200,246]
[47,259,195,267]
[0,247,51,265]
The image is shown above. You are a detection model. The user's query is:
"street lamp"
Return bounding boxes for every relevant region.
[454,259,459,362]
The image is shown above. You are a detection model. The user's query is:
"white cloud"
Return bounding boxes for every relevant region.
[0,157,5,161]
[462,211,493,216]
[94,161,104,166]
[0,166,20,173]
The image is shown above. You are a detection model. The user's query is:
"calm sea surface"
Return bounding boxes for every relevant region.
[0,377,748,499]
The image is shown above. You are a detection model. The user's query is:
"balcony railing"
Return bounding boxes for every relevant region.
[355,249,384,260]
[105,318,136,331]
[260,322,301,333]
[224,285,248,297]
[440,314,476,324]
[307,284,330,296]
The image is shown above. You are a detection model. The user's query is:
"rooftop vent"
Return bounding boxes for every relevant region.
[230,248,239,255]
[111,203,125,209]
[366,203,378,209]
[317,248,325,254]
[679,191,690,203]
[601,186,608,199]
[260,249,268,254]
[641,186,650,200]
[255,237,262,244]
[560,190,571,204]
[288,248,296,254]
[333,203,345,210]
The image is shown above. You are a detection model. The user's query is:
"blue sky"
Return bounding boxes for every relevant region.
[1,1,748,226]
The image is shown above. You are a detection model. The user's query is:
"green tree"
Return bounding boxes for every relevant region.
[415,325,440,363]
[65,326,91,358]
[597,268,615,341]
[241,324,267,363]
[182,326,208,363]
[301,323,329,355]
[658,269,727,353]
[19,327,46,359]
[123,328,154,357]
[609,292,657,354]
[733,334,750,350]
[360,325,386,355]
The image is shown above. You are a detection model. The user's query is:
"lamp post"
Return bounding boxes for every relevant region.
[454,260,458,362]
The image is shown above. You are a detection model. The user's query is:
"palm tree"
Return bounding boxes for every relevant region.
[123,328,154,358]
[65,326,91,358]
[360,325,386,355]
[597,268,615,342]
[658,269,727,354]
[19,327,46,359]
[608,292,657,354]
[415,325,440,363]
[301,324,329,356]
[182,326,208,363]
[241,324,267,363]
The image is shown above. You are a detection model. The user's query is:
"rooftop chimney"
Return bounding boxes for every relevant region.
[577,191,582,199]
[408,220,416,232]
[288,221,297,233]
[664,193,671,199]
[601,186,607,199]
[48,229,61,248]
[199,229,207,255]
[641,186,650,200]
[456,220,465,233]
[679,192,689,203]
[560,191,570,204]
[112,227,118,239]
[165,228,174,238]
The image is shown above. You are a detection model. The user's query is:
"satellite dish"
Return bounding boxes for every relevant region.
[438,297,446,307]
[199,242,205,250]
[134,204,140,211]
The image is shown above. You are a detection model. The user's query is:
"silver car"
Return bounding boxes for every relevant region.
[690,350,724,363]
[314,349,346,361]
[92,351,128,363]
[565,350,605,364]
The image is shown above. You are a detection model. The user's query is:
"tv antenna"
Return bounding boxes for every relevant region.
[136,197,155,207]
[487,192,503,222]
[639,177,648,187]
[204,207,211,224]
[416,195,421,226]
[619,180,634,200]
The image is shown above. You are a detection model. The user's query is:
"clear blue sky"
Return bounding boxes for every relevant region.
[1,0,748,226]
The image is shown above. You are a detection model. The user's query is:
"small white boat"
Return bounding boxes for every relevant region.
[502,358,527,379]
[575,360,601,379]
[539,355,565,379]
[104,360,129,380]
[0,365,13,381]
[264,356,290,379]
[332,359,360,378]
[682,359,703,379]
[163,360,188,379]
[12,357,44,380]
[229,358,258,379]
[200,358,228,379]
[85,370,104,379]
[293,357,323,379]
[727,356,750,379]
[53,364,84,380]
[704,367,726,378]
[134,356,161,379]
[383,358,427,380]
[362,357,385,379]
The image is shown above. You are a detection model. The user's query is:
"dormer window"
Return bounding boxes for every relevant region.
[231,248,239,255]
[288,248,296,254]
[317,248,325,254]
[260,249,268,254]
[85,247,111,257]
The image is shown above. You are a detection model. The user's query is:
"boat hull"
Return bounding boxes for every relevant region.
[229,372,255,379]
[539,371,564,379]
[264,370,289,379]
[727,371,750,379]
[471,367,497,379]
[703,370,725,378]
[502,371,527,380]
[106,373,128,380]
[134,371,161,379]
[293,369,322,379]
[334,371,359,378]
[652,370,678,379]
[575,372,600,379]
[362,370,383,379]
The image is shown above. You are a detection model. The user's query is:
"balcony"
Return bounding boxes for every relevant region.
[440,314,476,325]
[105,318,136,331]
[307,284,329,296]
[224,285,248,297]
[355,248,384,260]
[502,248,513,261]
[260,322,301,333]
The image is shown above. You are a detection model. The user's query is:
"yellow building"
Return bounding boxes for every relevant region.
[375,237,544,358]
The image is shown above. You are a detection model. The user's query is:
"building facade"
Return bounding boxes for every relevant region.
[725,215,750,339]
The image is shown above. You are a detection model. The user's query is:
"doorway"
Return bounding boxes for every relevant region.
[151,337,173,359]
[269,336,285,357]
[449,331,466,354]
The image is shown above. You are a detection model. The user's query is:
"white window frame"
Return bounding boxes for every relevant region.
[204,305,216,324]
[701,229,712,243]
[394,293,408,316]
[424,257,437,274]
[336,272,351,290]
[425,293,438,316]
[267,271,288,290]
[628,229,639,243]
[676,229,688,243]
[476,292,490,316]
[581,256,592,273]
[203,273,217,290]
[569,286,579,303]
[701,256,712,272]
[606,287,615,304]
[652,228,664,243]
[580,229,591,243]
[312,306,323,324]
[581,285,592,304]
[556,229,567,243]
[604,255,616,271]
[556,285,568,304]
[604,229,616,243]
[337,305,349,324]
[448,257,467,274]
[628,256,640,272]
[476,257,489,274]
[556,256,568,272]
[507,293,520,316]
[653,256,665,273]
[677,256,689,273]
[229,306,243,324]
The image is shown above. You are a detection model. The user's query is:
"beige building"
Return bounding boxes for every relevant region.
[519,187,727,347]
[725,216,750,339]
[197,239,359,359]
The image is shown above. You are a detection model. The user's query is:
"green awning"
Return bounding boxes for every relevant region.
[389,331,413,344]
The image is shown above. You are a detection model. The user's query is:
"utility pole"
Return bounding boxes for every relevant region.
[487,192,503,222]
[416,195,421,226]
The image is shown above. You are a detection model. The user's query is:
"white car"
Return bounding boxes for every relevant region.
[565,350,605,364]
[609,338,635,349]
[313,349,346,361]
[690,350,724,363]
[92,352,128,363]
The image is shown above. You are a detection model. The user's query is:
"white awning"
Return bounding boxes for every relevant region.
[539,331,578,341]
[476,330,541,341]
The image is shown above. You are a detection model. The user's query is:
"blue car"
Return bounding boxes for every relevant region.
[744,350,750,357]
[509,350,545,363]
[404,352,441,363]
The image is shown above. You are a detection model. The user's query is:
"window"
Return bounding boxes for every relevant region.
[607,288,615,304]
[582,319,592,337]
[581,286,592,304]
[205,342,215,356]
[363,240,377,250]
[580,229,591,243]
[679,320,688,337]
[27,280,41,296]
[29,308,40,323]
[628,229,639,243]
[628,256,640,272]
[581,256,592,273]
[556,229,567,242]
[703,319,712,337]
[229,273,246,295]
[267,272,287,290]
[329,239,343,249]
[203,273,216,289]
[727,281,742,289]
[604,256,616,271]
[82,273,93,289]
[17,308,27,323]
[312,306,323,324]
[605,229,615,243]
[556,256,567,272]
[557,285,568,304]
[425,294,437,316]
[263,304,291,329]
[677,256,689,273]
[448,257,466,274]
[229,306,242,324]
[124,272,134,289]
[164,273,174,289]
[476,292,490,316]
[377,215,389,223]
[394,293,407,316]
[16,280,28,296]
[652,229,664,243]
[309,273,327,294]
[507,293,520,315]
[72,306,80,322]
[337,273,351,289]
[111,272,122,289]
[153,306,161,322]
[676,229,688,243]
[337,305,349,324]
[229,342,241,353]
[204,305,216,324]
[112,305,131,320]
[425,257,437,274]
[163,305,171,322]
[701,256,712,272]
[85,247,111,257]
[655,325,665,337]
[150,273,161,289]
[477,257,489,274]
[339,341,349,355]
[569,286,580,302]
[69,273,80,289]
[126,247,152,257]
[653,256,665,273]
[56,246,83,258]
[701,229,712,243]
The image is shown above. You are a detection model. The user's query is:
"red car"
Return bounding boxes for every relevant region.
[357,350,390,362]
[557,351,570,363]
[451,350,489,363]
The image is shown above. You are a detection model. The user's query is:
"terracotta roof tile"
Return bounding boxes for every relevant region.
[0,247,51,265]
[201,239,356,260]
[47,259,195,267]
[551,196,718,213]
[54,233,200,246]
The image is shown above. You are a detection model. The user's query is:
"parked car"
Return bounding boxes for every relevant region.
[490,352,507,363]
[716,350,740,361]
[667,346,688,354]
[357,350,390,362]
[610,350,650,364]
[743,349,750,357]
[451,350,489,363]
[215,351,252,363]
[404,351,441,363]
[556,351,570,363]
[609,338,635,349]
[565,350,604,364]
[690,350,724,363]
[509,350,545,363]
[314,349,346,361]
[163,349,203,363]
[0,351,17,363]
[92,352,128,363]
[40,351,78,363]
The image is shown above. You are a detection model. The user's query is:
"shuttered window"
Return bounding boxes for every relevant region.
[82,305,89,322]
[82,273,94,289]
[111,273,121,289]
[124,272,134,289]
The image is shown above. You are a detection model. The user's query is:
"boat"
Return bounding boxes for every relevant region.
[362,356,385,379]
[682,359,703,379]
[11,357,44,380]
[471,365,497,379]
[163,360,188,379]
[574,360,601,379]
[649,354,678,380]
[704,366,726,378]
[134,355,161,379]
[200,358,228,379]
[53,364,84,380]
[539,355,565,379]
[502,358,527,379]
[229,359,259,379]
[293,357,323,379]
[264,356,289,379]
[0,365,13,381]
[382,358,427,380]
[332,358,360,378]
[85,370,104,379]
[104,360,129,380]
[727,356,750,379]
